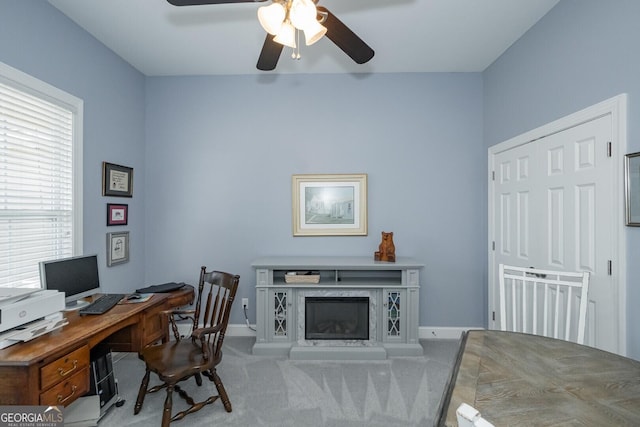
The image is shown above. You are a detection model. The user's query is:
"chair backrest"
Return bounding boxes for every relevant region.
[498,264,590,344]
[190,266,240,357]
[456,403,495,427]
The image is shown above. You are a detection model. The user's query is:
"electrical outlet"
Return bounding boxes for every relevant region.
[242,298,249,309]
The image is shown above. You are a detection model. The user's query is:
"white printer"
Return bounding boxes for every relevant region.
[0,287,67,349]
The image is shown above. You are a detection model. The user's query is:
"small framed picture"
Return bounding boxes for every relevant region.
[102,161,133,197]
[292,173,368,236]
[625,152,640,226]
[106,203,128,226]
[107,231,130,266]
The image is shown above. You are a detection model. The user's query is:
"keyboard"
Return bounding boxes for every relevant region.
[79,294,125,315]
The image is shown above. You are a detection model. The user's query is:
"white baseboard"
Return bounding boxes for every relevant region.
[176,323,257,338]
[418,326,482,340]
[179,324,483,340]
[227,323,258,336]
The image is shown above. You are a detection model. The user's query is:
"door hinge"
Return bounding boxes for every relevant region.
[608,260,612,275]
[492,241,495,251]
[492,171,495,181]
[607,141,612,157]
[492,311,496,321]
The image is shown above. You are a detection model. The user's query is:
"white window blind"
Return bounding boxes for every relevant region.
[0,63,83,288]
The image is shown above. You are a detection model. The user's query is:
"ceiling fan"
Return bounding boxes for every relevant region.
[166,0,375,71]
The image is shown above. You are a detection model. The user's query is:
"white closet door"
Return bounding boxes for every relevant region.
[491,114,618,353]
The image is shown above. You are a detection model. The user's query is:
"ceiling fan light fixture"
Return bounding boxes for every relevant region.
[258,2,286,35]
[302,20,326,45]
[289,0,316,29]
[274,20,296,48]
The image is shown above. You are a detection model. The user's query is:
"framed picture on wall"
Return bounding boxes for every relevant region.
[292,173,368,236]
[106,203,128,226]
[107,231,130,266]
[625,152,640,226]
[102,161,133,197]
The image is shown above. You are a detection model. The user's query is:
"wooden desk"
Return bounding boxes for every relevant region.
[0,287,194,406]
[436,330,640,426]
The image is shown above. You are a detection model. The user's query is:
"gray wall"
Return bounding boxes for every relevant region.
[143,74,485,329]
[0,1,147,294]
[483,0,640,359]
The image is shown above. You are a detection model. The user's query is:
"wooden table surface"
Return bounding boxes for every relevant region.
[436,329,640,426]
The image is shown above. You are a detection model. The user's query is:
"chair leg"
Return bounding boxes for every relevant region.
[194,372,202,386]
[212,369,232,412]
[134,369,151,415]
[162,385,174,427]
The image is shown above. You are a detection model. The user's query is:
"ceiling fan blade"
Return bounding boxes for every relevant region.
[257,34,284,71]
[167,0,267,6]
[317,6,374,65]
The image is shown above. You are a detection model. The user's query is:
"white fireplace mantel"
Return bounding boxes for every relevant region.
[251,256,423,360]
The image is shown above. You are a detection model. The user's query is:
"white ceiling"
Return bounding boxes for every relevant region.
[47,0,560,76]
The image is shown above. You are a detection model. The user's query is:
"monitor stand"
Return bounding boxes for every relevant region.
[63,298,91,311]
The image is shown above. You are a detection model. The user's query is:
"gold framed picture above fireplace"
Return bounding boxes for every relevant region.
[292,173,367,236]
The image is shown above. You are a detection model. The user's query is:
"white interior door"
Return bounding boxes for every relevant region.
[490,113,621,354]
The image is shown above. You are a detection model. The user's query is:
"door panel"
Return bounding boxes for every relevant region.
[548,186,565,266]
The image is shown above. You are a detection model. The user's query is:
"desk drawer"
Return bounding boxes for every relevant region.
[40,367,89,406]
[40,345,90,391]
[142,304,166,346]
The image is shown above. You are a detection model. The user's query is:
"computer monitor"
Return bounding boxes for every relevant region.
[39,254,101,310]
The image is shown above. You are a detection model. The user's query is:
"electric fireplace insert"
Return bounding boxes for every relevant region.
[305,296,369,340]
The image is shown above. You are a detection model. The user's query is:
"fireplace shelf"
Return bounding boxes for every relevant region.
[251,256,423,360]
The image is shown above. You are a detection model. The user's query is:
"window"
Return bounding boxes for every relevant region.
[0,62,83,288]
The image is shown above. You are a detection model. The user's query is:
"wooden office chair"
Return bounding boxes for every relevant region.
[498,264,590,344]
[134,267,239,427]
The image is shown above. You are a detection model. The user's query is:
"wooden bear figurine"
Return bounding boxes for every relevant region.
[374,231,396,262]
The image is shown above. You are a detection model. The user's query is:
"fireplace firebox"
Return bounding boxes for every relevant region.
[305,297,369,340]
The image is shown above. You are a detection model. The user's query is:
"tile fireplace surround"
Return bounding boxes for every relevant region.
[251,256,423,360]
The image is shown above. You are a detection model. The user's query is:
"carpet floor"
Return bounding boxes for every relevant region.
[96,337,459,427]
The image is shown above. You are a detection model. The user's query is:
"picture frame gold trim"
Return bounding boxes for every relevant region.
[292,173,367,236]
